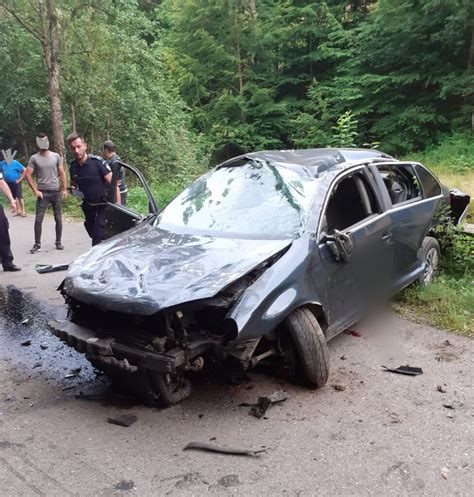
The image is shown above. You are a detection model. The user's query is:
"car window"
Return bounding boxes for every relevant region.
[376,164,421,205]
[414,164,442,198]
[322,171,379,234]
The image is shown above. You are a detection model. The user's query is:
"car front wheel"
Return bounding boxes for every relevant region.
[418,236,441,286]
[284,307,329,388]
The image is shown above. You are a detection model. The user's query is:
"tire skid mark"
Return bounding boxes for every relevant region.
[0,455,45,496]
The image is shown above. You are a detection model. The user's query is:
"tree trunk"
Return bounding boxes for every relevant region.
[46,0,65,157]
[16,106,29,159]
[469,20,473,133]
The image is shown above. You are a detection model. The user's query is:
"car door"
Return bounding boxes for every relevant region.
[373,162,444,293]
[103,161,158,239]
[316,167,393,337]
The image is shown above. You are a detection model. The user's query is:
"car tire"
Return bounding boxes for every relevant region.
[150,371,192,407]
[285,307,329,388]
[418,236,441,286]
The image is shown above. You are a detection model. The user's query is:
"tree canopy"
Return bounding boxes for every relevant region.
[0,0,472,178]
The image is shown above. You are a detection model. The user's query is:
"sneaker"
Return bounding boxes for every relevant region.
[30,244,41,254]
[3,264,21,272]
[55,242,64,250]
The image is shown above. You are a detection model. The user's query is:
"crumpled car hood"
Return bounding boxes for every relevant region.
[63,222,291,315]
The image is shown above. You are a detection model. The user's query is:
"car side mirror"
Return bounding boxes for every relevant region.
[323,229,353,263]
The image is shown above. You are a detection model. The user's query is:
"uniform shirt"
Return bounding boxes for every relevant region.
[70,154,111,203]
[0,160,25,183]
[28,151,62,191]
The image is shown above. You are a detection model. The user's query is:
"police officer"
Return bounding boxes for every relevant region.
[0,171,21,271]
[67,132,112,246]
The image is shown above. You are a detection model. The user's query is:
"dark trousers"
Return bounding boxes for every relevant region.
[0,205,14,268]
[82,203,106,246]
[34,190,62,245]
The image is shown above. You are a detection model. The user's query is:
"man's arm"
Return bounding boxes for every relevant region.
[0,179,18,213]
[17,164,27,183]
[58,164,68,200]
[25,165,43,199]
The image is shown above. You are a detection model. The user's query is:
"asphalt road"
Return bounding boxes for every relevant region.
[0,211,473,496]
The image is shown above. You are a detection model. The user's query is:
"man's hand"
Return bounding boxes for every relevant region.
[62,189,68,200]
[35,190,43,199]
[10,199,17,214]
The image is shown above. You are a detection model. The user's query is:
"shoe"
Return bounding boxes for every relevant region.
[55,242,64,250]
[21,212,27,217]
[30,244,41,254]
[3,264,21,272]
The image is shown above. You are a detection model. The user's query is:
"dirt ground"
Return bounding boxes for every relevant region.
[0,211,473,496]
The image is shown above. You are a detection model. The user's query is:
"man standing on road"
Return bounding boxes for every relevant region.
[25,133,68,253]
[103,140,127,205]
[0,171,21,272]
[67,132,112,246]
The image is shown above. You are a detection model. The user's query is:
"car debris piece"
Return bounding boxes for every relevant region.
[183,441,266,457]
[20,318,29,325]
[35,263,69,274]
[332,384,346,391]
[107,413,137,427]
[239,390,288,418]
[20,340,31,346]
[381,365,423,376]
[437,384,447,393]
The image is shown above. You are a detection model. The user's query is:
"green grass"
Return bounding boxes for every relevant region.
[395,276,474,337]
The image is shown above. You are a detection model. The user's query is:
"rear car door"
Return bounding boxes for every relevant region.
[103,161,158,239]
[372,162,444,293]
[316,167,393,336]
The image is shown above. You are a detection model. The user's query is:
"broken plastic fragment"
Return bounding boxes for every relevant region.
[381,365,423,376]
[183,441,266,457]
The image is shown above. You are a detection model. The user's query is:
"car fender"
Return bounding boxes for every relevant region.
[228,235,327,340]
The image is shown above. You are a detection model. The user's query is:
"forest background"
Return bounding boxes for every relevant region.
[0,0,473,332]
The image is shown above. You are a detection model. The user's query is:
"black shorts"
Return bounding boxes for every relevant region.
[6,181,22,199]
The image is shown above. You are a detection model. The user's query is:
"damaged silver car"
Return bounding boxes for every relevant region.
[49,148,470,405]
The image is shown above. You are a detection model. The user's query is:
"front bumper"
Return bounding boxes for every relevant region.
[48,319,218,374]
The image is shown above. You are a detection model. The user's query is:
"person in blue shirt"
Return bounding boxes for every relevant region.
[0,149,27,217]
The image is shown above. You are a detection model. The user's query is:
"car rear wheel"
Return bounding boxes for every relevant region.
[418,236,441,286]
[284,307,329,388]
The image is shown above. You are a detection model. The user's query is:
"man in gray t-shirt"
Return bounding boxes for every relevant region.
[25,133,68,253]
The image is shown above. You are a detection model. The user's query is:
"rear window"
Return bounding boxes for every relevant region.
[414,164,442,198]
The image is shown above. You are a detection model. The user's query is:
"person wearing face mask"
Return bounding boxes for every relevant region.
[25,133,68,253]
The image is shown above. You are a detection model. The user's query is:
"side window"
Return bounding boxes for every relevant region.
[376,164,421,205]
[414,164,442,198]
[322,172,379,234]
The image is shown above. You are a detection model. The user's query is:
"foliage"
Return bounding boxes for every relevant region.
[329,111,359,147]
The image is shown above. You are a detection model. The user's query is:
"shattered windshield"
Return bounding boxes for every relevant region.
[157,160,320,238]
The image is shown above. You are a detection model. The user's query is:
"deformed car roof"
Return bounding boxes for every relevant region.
[219,148,394,175]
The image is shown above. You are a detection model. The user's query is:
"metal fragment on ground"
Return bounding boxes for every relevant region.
[107,413,138,427]
[240,390,288,418]
[183,442,266,457]
[381,365,423,376]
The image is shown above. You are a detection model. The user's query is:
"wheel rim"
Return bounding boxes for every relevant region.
[423,247,439,284]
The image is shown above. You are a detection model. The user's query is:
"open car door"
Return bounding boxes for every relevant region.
[103,161,158,239]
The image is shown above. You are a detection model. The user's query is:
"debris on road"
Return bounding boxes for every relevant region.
[183,441,266,457]
[437,384,447,393]
[441,467,449,480]
[20,340,31,346]
[239,390,288,418]
[20,318,29,325]
[332,384,346,391]
[64,367,82,379]
[381,365,423,376]
[35,263,69,274]
[107,413,138,427]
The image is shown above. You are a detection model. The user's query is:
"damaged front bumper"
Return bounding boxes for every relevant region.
[48,319,219,374]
